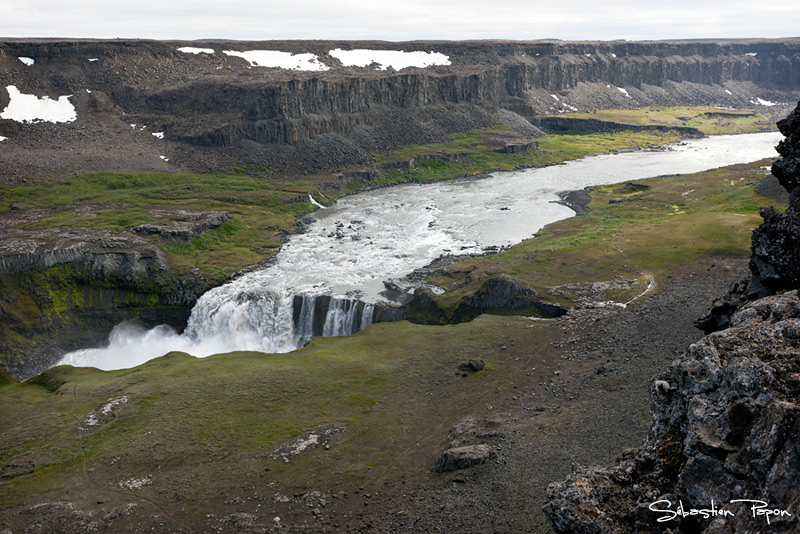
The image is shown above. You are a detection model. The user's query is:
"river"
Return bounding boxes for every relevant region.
[58,132,783,370]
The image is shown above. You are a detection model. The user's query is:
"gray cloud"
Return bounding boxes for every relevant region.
[1,0,798,40]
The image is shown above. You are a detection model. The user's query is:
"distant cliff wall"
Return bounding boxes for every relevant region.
[2,39,799,155]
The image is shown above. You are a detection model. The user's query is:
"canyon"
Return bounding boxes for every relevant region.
[0,38,799,533]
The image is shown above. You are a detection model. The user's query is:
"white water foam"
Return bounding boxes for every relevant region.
[58,133,782,370]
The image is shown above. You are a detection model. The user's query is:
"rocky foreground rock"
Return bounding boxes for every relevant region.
[543,102,800,533]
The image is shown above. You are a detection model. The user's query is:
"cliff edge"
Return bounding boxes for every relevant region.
[543,102,800,533]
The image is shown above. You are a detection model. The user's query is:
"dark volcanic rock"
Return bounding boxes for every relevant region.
[132,210,230,240]
[434,444,496,473]
[458,359,485,373]
[750,101,800,293]
[544,292,800,533]
[451,275,567,323]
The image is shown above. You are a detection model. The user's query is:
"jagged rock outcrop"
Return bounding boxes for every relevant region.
[698,101,800,332]
[544,292,800,533]
[750,101,800,293]
[545,103,800,534]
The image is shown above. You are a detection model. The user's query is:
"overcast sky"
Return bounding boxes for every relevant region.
[2,0,799,41]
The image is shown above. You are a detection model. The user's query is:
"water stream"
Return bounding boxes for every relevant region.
[58,132,782,370]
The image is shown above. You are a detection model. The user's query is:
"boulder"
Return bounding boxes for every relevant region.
[434,444,496,473]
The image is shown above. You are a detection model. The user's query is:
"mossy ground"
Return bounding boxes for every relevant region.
[0,151,786,530]
[430,160,778,318]
[549,105,774,135]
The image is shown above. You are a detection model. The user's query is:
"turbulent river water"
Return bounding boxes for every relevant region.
[58,132,783,370]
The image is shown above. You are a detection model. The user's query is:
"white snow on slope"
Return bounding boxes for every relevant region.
[0,136,7,142]
[617,87,631,98]
[152,132,164,139]
[18,57,34,66]
[329,49,450,70]
[0,85,76,124]
[178,47,215,54]
[751,98,777,106]
[223,50,329,71]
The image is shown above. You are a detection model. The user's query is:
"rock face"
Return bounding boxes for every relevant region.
[1,39,799,180]
[544,103,800,534]
[450,275,567,322]
[750,101,800,293]
[698,101,800,333]
[132,210,230,240]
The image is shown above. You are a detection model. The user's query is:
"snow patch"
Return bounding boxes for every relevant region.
[223,50,329,71]
[725,89,732,95]
[152,131,164,139]
[88,58,99,62]
[0,136,7,142]
[178,47,214,54]
[617,87,631,98]
[0,85,76,124]
[329,48,450,70]
[746,52,758,57]
[751,98,777,106]
[18,57,34,66]
[160,155,169,161]
[611,53,617,58]
[550,94,560,101]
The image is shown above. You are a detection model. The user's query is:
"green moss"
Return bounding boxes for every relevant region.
[429,158,780,317]
[551,106,775,135]
[25,369,67,393]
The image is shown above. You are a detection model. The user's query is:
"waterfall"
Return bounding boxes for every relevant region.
[182,288,378,356]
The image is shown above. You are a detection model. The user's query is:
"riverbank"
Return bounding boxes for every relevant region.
[1,115,760,377]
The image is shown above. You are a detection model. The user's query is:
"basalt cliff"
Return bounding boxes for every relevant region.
[2,39,800,180]
[544,102,800,534]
